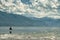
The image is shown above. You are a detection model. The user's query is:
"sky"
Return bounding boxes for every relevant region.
[0,0,60,19]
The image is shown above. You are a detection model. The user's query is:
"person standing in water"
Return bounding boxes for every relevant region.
[9,26,12,34]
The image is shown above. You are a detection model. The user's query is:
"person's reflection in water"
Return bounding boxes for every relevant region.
[9,27,12,34]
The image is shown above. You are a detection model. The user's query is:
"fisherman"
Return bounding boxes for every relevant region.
[9,27,12,34]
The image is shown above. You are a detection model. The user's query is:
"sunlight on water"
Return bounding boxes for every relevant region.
[0,27,60,40]
[0,34,56,40]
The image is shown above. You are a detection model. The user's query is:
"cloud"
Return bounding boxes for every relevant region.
[0,0,60,19]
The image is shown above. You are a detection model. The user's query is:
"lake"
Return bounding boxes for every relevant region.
[0,27,60,40]
[0,27,60,34]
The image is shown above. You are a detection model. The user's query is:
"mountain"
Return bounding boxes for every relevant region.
[0,11,35,26]
[30,17,60,27]
[0,11,60,27]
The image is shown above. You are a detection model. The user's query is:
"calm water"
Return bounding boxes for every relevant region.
[0,27,60,34]
[0,27,60,40]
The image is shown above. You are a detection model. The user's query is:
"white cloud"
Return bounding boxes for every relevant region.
[0,0,60,19]
[52,15,60,19]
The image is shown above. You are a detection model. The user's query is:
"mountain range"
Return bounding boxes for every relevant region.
[0,11,60,27]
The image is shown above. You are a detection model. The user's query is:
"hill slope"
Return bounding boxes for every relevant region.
[0,11,60,27]
[0,11,35,26]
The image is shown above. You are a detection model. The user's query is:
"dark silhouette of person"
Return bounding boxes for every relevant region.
[9,27,12,34]
[9,31,12,34]
[9,27,12,30]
